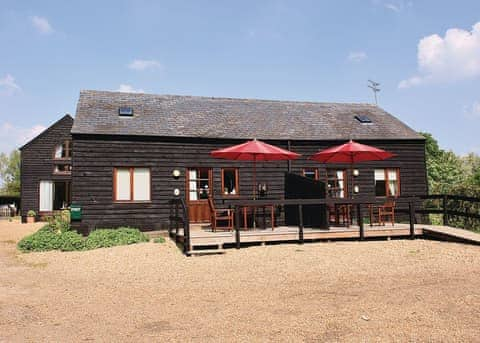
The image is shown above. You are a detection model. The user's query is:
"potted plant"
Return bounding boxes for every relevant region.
[27,210,36,223]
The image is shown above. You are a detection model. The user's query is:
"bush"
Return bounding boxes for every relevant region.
[18,225,148,253]
[27,210,36,217]
[18,225,65,252]
[46,210,71,233]
[59,231,85,251]
[84,227,149,250]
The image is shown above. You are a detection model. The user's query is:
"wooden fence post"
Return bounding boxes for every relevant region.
[357,204,364,240]
[298,204,304,244]
[235,206,241,249]
[443,194,448,226]
[182,198,190,256]
[409,201,415,239]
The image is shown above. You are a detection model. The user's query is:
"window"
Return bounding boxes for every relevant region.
[221,168,239,196]
[39,181,54,212]
[375,168,400,197]
[54,164,72,174]
[118,107,134,117]
[302,168,318,180]
[54,140,72,159]
[327,169,347,198]
[114,168,151,201]
[188,168,211,201]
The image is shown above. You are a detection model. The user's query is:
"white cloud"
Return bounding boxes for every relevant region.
[128,59,162,71]
[0,74,21,96]
[347,51,368,62]
[0,123,46,154]
[116,84,145,93]
[399,22,480,88]
[384,3,400,12]
[464,101,480,119]
[31,16,53,34]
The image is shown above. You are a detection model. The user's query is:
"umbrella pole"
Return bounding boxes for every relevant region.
[253,155,257,229]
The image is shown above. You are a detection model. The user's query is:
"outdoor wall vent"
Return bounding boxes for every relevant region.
[355,114,372,123]
[118,107,134,117]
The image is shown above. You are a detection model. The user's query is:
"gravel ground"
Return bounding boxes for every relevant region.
[1,219,479,342]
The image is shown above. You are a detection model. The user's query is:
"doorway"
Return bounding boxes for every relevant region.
[187,168,212,222]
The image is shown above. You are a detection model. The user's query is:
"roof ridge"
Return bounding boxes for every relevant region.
[79,89,378,107]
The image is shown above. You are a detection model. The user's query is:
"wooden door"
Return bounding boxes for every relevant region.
[187,168,212,223]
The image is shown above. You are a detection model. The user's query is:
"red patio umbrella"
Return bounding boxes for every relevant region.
[211,139,300,199]
[309,140,395,195]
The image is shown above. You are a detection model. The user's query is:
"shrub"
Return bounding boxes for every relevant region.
[59,231,85,251]
[27,210,36,217]
[18,225,64,252]
[47,210,71,233]
[153,237,165,243]
[84,227,148,250]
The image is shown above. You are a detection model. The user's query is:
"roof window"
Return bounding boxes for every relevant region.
[119,107,134,117]
[355,114,372,123]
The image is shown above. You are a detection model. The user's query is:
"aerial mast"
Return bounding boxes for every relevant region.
[368,80,380,105]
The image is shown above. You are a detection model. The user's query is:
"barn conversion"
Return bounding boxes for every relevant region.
[20,90,427,233]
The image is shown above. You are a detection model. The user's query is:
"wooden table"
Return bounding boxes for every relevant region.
[242,204,275,230]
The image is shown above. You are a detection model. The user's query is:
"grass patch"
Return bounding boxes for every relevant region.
[153,237,166,243]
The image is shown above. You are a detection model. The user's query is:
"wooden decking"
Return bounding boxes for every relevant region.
[422,225,480,245]
[171,223,480,253]
[173,223,424,251]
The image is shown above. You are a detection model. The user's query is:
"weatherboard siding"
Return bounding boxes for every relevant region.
[71,135,427,233]
[20,115,74,220]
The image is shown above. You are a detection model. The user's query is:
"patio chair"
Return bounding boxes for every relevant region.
[207,196,234,232]
[369,199,396,226]
[378,199,396,226]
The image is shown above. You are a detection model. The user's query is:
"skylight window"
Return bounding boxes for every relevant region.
[355,114,372,123]
[118,107,134,117]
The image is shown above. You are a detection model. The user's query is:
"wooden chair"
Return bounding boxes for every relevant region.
[369,199,396,226]
[378,199,396,226]
[207,196,234,232]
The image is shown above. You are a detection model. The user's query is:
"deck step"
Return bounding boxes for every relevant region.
[188,249,226,255]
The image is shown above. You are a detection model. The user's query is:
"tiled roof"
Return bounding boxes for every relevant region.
[72,90,423,140]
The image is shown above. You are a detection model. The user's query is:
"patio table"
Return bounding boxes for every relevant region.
[242,204,275,230]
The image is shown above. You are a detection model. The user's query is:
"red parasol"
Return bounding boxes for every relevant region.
[309,140,395,164]
[211,139,300,199]
[310,140,395,196]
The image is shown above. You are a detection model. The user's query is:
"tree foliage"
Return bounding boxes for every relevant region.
[420,132,480,231]
[0,150,20,196]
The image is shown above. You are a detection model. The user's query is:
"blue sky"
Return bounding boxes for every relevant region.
[1,0,479,155]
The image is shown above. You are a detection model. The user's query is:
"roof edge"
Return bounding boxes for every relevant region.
[19,114,74,151]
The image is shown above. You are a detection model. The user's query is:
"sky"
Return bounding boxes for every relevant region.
[1,0,480,156]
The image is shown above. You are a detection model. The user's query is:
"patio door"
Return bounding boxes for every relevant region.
[187,168,212,223]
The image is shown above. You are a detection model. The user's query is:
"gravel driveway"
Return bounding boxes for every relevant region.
[1,219,479,342]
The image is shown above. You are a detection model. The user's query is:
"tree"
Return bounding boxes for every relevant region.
[0,150,21,196]
[420,132,464,194]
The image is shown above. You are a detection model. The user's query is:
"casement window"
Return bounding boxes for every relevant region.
[114,168,151,202]
[375,168,400,197]
[302,168,318,180]
[54,140,72,159]
[221,168,239,196]
[326,169,347,198]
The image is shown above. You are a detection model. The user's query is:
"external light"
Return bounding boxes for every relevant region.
[353,169,359,177]
[173,188,180,196]
[172,169,181,179]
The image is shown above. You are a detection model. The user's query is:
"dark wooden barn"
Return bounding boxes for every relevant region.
[20,115,74,222]
[63,90,427,233]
